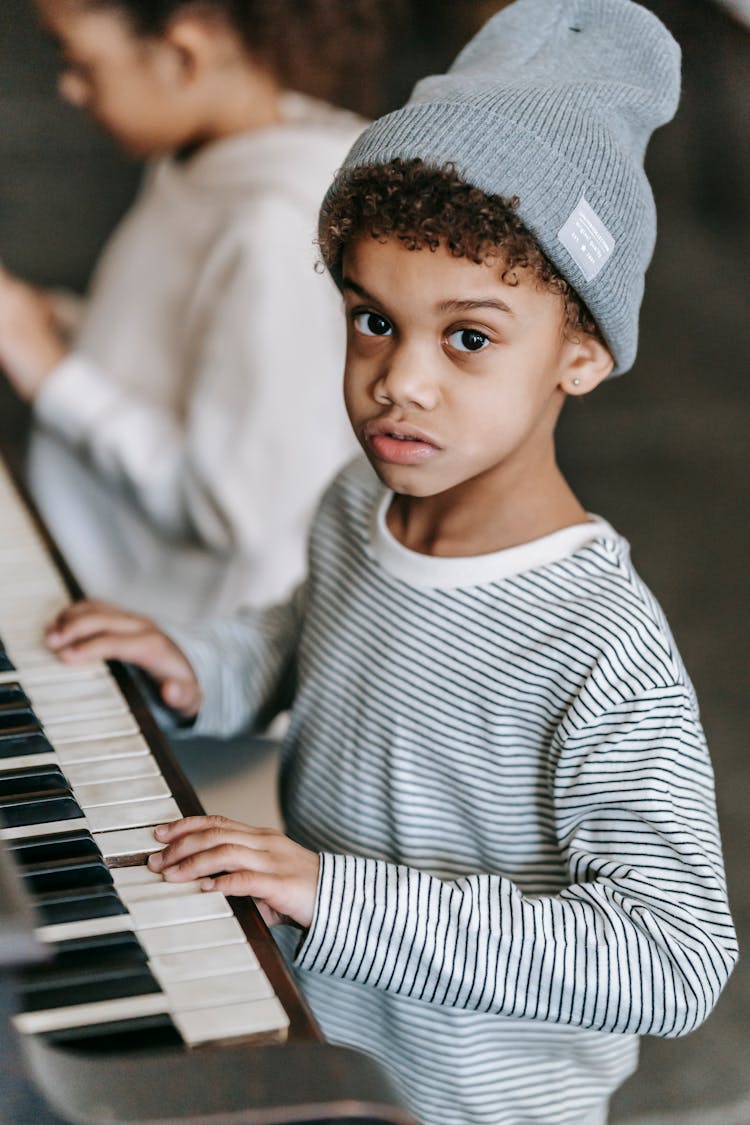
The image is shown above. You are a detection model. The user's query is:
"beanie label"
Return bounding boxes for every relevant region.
[558,197,615,282]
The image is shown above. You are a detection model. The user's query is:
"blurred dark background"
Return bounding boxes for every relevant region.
[1,1,748,1121]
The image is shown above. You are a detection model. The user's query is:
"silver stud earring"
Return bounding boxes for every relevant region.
[572,378,581,386]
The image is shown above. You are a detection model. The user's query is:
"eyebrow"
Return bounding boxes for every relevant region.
[341,278,377,302]
[438,298,514,316]
[341,279,514,317]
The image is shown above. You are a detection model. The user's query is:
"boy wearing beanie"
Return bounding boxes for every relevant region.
[48,2,737,1122]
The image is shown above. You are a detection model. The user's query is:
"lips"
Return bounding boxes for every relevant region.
[364,420,440,466]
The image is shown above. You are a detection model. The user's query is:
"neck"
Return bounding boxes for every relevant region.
[181,66,284,154]
[387,449,588,558]
[212,69,284,136]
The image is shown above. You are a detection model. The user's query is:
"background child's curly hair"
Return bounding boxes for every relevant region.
[320,158,602,341]
[82,0,392,113]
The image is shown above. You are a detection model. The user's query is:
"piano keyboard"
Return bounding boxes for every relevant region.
[0,458,292,1050]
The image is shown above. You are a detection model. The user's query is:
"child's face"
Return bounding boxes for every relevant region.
[34,0,192,157]
[342,235,604,505]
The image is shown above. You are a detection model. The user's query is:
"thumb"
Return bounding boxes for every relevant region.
[161,677,196,715]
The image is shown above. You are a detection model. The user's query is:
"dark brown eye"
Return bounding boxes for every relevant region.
[449,329,489,353]
[354,312,392,337]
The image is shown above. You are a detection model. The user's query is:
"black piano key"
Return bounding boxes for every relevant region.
[35,931,147,972]
[0,731,55,759]
[0,707,39,732]
[32,885,127,926]
[8,829,102,867]
[22,856,113,895]
[0,794,83,828]
[0,652,14,673]
[0,718,42,741]
[20,965,161,1011]
[0,682,30,707]
[0,768,77,826]
[0,766,70,799]
[41,1012,182,1051]
[21,942,150,993]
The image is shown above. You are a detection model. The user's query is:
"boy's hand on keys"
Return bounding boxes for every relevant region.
[46,599,202,718]
[0,264,67,399]
[149,817,321,930]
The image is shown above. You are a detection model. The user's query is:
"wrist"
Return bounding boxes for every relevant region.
[23,340,68,402]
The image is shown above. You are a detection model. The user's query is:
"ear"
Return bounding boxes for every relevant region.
[559,331,614,397]
[155,14,230,87]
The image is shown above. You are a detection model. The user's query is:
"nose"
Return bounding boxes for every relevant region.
[58,71,89,108]
[374,341,439,411]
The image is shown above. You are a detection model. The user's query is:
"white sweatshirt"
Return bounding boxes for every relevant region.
[28,93,362,622]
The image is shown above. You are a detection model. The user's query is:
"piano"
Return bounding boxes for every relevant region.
[0,454,414,1125]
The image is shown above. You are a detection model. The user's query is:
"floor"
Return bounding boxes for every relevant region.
[0,2,748,1122]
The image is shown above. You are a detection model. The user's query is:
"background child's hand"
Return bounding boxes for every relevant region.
[149,816,321,930]
[46,599,202,718]
[0,265,67,399]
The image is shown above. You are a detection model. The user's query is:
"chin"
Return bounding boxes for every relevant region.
[108,128,173,161]
[369,462,442,498]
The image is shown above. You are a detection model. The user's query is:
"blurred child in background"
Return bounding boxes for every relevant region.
[0,0,386,622]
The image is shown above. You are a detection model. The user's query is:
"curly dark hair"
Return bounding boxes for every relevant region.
[82,0,394,113]
[319,158,601,341]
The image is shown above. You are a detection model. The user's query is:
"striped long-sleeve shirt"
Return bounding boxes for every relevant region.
[172,457,737,1125]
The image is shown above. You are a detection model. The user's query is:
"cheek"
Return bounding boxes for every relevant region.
[343,353,371,410]
[342,368,362,426]
[95,92,176,155]
[451,376,549,451]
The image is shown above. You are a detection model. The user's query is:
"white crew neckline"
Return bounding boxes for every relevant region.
[369,489,617,590]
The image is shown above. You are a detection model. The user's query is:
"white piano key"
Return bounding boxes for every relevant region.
[64,753,161,787]
[13,992,168,1036]
[118,880,204,903]
[44,714,140,743]
[1,648,63,673]
[0,554,63,576]
[35,699,130,724]
[137,917,248,956]
[1,817,89,842]
[1,627,67,655]
[25,671,119,706]
[0,562,61,586]
[35,912,135,945]
[0,659,96,686]
[0,579,67,607]
[130,892,231,930]
[174,997,289,1045]
[0,752,58,772]
[85,796,181,833]
[75,774,170,808]
[94,826,167,860]
[111,865,163,888]
[25,666,113,689]
[149,942,258,982]
[17,663,111,688]
[162,967,274,1011]
[55,732,152,766]
[0,524,40,544]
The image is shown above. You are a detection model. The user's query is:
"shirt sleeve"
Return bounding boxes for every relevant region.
[158,583,306,740]
[296,684,737,1037]
[33,197,353,606]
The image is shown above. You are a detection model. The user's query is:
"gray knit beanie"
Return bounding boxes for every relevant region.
[328,0,681,374]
